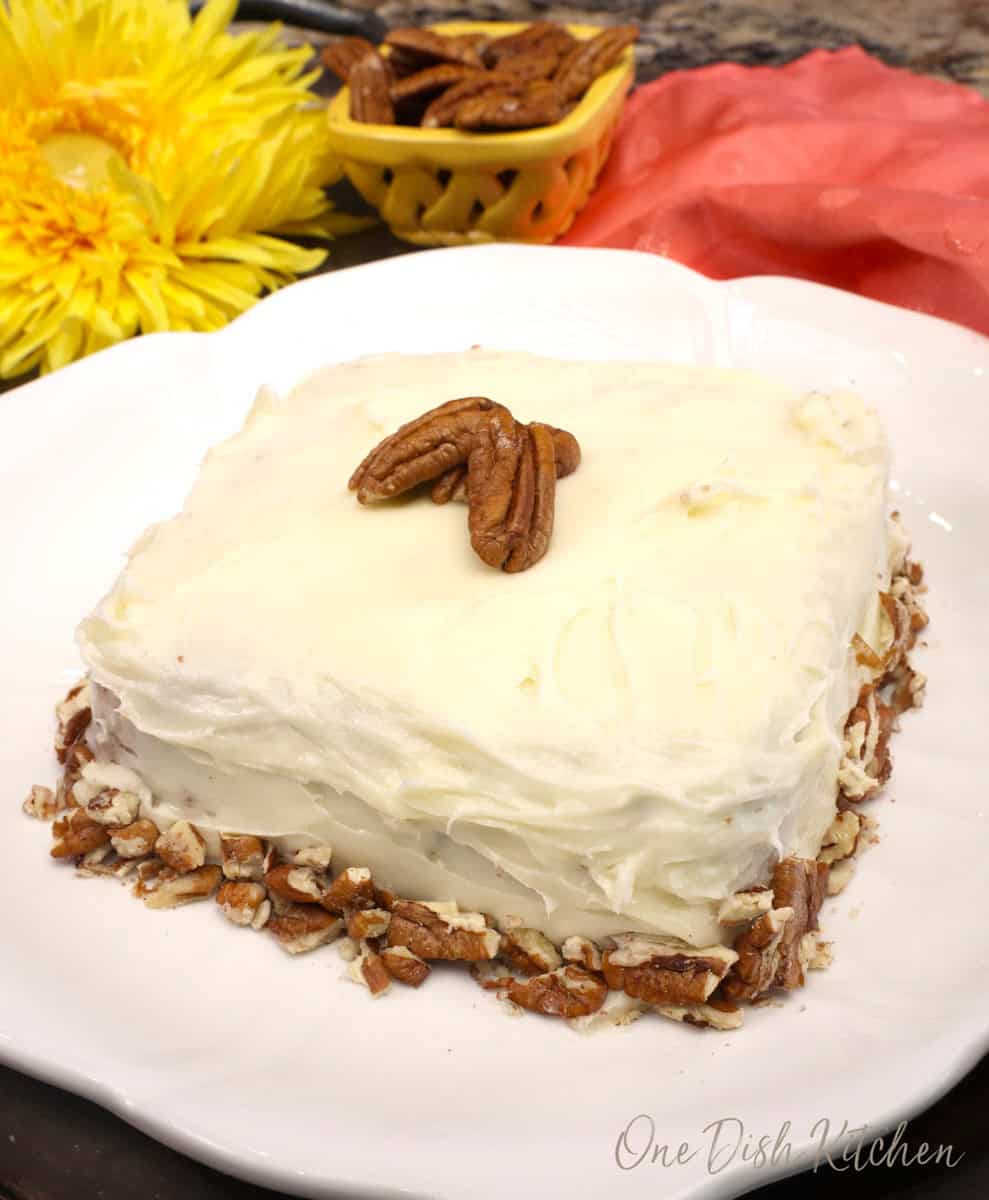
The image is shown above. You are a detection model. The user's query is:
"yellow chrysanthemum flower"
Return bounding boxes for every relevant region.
[0,0,366,378]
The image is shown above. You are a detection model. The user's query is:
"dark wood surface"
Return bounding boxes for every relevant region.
[4,3,988,1197]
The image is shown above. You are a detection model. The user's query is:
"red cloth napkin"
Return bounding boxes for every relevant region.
[563,47,989,337]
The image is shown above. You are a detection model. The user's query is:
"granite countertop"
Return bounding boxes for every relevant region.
[2,4,987,1199]
[316,0,989,95]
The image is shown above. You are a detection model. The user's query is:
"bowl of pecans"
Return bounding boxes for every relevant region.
[323,21,637,246]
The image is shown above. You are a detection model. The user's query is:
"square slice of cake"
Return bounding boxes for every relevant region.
[60,351,926,1019]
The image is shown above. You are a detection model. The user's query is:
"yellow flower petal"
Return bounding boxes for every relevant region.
[0,0,351,378]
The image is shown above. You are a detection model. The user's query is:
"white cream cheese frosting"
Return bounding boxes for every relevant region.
[78,351,893,945]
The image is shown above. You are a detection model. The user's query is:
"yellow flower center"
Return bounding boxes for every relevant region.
[40,132,129,191]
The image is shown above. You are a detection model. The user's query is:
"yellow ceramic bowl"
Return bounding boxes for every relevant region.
[325,22,634,246]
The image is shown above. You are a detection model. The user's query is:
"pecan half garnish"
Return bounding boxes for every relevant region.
[421,71,517,128]
[484,22,577,68]
[385,28,483,70]
[496,49,562,84]
[350,398,581,574]
[391,63,482,104]
[554,25,638,102]
[321,36,376,84]
[468,417,561,572]
[454,81,565,131]
[349,53,395,124]
[430,424,579,504]
[349,397,498,503]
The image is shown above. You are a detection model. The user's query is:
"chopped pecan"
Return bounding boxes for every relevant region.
[454,80,565,130]
[731,857,829,994]
[322,866,377,913]
[220,833,266,881]
[470,960,516,990]
[72,763,147,827]
[717,887,773,925]
[349,396,499,503]
[878,590,912,674]
[22,785,59,820]
[818,811,861,866]
[137,864,221,909]
[773,857,827,927]
[55,681,91,764]
[110,818,159,859]
[293,844,333,871]
[269,904,342,954]
[852,632,883,671]
[350,948,392,996]
[321,35,376,83]
[155,820,206,874]
[721,907,793,1003]
[75,845,141,881]
[51,808,111,859]
[373,884,397,911]
[67,741,94,772]
[385,28,483,69]
[380,945,431,987]
[561,935,603,972]
[889,661,927,715]
[347,907,392,941]
[554,25,638,102]
[602,935,738,1006]
[79,786,141,829]
[387,899,500,961]
[349,53,395,124]
[335,936,359,962]
[656,999,744,1031]
[264,863,325,904]
[838,685,895,801]
[392,63,481,103]
[499,927,561,976]
[216,881,270,929]
[55,765,81,811]
[507,966,607,1018]
[800,934,833,972]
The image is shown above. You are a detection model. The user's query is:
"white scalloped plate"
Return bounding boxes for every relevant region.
[2,246,987,1200]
